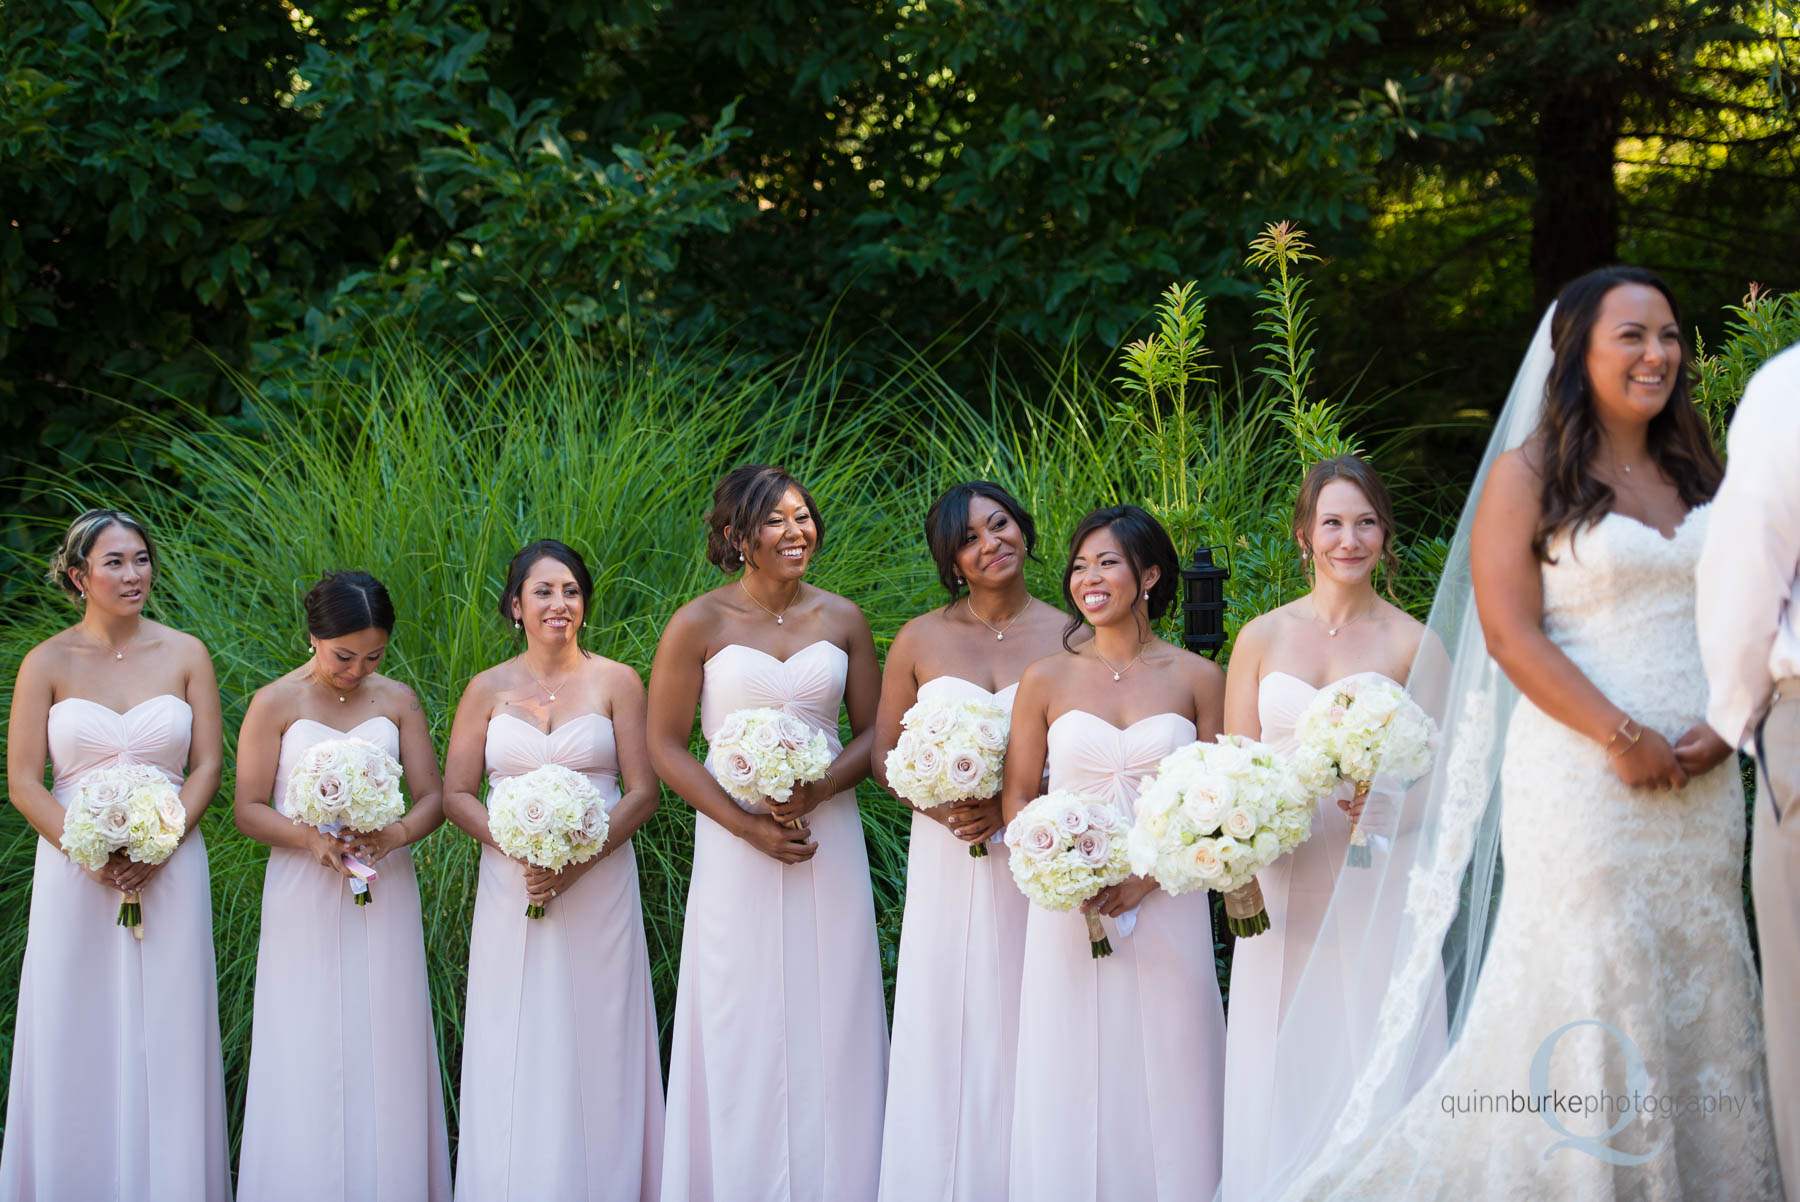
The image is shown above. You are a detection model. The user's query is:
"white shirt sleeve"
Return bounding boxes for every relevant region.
[1697,346,1800,749]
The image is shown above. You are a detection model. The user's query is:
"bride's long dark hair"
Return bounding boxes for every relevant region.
[1531,265,1722,561]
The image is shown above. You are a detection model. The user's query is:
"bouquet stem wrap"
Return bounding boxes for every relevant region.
[1346,780,1373,868]
[1224,879,1270,938]
[117,890,144,940]
[1084,912,1112,958]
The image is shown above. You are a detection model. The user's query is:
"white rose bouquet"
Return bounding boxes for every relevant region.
[1003,789,1133,957]
[60,763,187,938]
[1294,673,1437,868]
[708,707,835,829]
[487,764,610,918]
[884,697,1009,857]
[1125,735,1315,937]
[285,737,406,904]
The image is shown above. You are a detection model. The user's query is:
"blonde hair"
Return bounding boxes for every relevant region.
[47,509,159,601]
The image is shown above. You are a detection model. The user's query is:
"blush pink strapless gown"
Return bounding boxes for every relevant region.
[1008,710,1225,1202]
[660,641,889,1202]
[878,676,1030,1202]
[454,711,664,1202]
[236,717,450,1202]
[0,695,230,1202]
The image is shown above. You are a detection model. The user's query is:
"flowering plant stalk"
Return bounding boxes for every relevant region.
[487,764,609,917]
[1293,674,1437,869]
[285,737,406,904]
[1003,789,1133,957]
[60,763,186,939]
[884,697,1008,857]
[1126,735,1316,938]
[708,708,834,830]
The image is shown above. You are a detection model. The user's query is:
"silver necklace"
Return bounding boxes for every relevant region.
[1093,641,1151,682]
[740,577,796,625]
[965,594,1026,641]
[1313,598,1376,638]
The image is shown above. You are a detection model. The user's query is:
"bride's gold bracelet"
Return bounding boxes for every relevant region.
[1605,715,1642,758]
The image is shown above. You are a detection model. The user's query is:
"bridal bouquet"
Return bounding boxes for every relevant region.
[884,697,1009,857]
[1293,674,1437,868]
[487,764,609,918]
[1003,790,1133,957]
[286,737,406,905]
[1126,735,1315,937]
[61,764,186,938]
[709,708,834,829]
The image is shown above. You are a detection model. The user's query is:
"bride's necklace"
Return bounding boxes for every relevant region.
[739,576,797,625]
[1312,598,1376,638]
[965,594,1026,641]
[1093,639,1152,682]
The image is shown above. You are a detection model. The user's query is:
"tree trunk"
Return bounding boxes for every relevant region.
[1528,28,1623,307]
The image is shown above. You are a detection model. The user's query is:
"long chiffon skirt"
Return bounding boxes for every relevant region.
[1008,890,1225,1202]
[660,793,889,1202]
[237,846,451,1202]
[0,831,231,1202]
[878,813,1026,1202]
[455,841,664,1201]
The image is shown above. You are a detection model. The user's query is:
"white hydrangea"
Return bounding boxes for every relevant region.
[60,763,185,871]
[1003,789,1132,912]
[707,708,834,811]
[1293,674,1438,792]
[286,737,406,833]
[884,698,1009,809]
[1125,734,1316,896]
[487,764,609,915]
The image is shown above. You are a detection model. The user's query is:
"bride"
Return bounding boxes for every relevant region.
[1261,266,1782,1200]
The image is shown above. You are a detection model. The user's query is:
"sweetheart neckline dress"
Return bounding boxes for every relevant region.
[0,694,230,1202]
[1008,708,1226,1201]
[236,715,451,1202]
[660,641,889,1202]
[878,675,1030,1202]
[454,710,664,1201]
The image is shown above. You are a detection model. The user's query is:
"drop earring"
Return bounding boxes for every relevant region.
[513,619,522,630]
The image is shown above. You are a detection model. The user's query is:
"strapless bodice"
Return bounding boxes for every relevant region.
[700,641,849,750]
[272,716,400,820]
[915,674,1019,713]
[1540,507,1710,733]
[46,694,192,798]
[1045,710,1197,813]
[1256,672,1322,757]
[484,711,621,808]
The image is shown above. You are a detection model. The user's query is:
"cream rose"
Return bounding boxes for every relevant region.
[919,706,958,739]
[1016,820,1061,861]
[1222,806,1259,840]
[945,751,984,795]
[718,749,758,792]
[1073,827,1112,867]
[714,711,749,745]
[972,717,1008,752]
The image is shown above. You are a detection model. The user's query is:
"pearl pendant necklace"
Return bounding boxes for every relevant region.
[740,577,795,625]
[1093,643,1150,681]
[966,595,1025,641]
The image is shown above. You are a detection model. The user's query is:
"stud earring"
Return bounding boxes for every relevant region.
[513,619,522,630]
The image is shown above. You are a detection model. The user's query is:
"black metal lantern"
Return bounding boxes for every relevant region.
[1181,545,1229,659]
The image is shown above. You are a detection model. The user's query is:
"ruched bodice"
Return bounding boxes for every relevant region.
[485,711,622,808]
[700,641,848,750]
[1540,508,1711,734]
[271,715,400,821]
[46,694,191,795]
[1045,709,1197,812]
[915,674,1019,712]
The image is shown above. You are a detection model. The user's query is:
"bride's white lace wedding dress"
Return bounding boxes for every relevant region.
[1290,506,1783,1200]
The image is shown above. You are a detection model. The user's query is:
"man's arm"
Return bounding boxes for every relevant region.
[1698,347,1800,749]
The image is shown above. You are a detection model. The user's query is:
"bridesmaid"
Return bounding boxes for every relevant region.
[233,570,451,1201]
[1,509,230,1200]
[1002,504,1227,1202]
[1215,456,1428,1201]
[873,482,1067,1202]
[442,540,664,1201]
[649,464,889,1202]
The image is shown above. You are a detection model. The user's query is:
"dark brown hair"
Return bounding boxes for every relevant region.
[924,481,1038,601]
[498,539,593,639]
[703,464,824,572]
[1294,456,1401,594]
[48,508,158,601]
[1059,504,1180,650]
[303,571,396,639]
[1531,266,1722,560]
